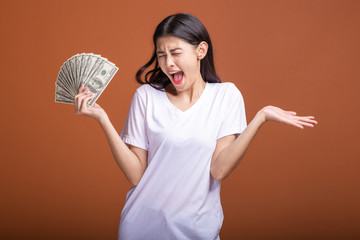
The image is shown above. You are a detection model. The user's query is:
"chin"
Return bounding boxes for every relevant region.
[172,82,186,92]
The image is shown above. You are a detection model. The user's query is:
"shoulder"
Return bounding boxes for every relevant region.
[135,84,157,95]
[207,82,243,98]
[131,84,164,106]
[133,84,163,98]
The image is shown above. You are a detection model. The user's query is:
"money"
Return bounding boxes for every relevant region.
[55,53,118,106]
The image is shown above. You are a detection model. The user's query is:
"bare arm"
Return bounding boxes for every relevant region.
[210,106,318,181]
[74,85,147,186]
[97,116,147,186]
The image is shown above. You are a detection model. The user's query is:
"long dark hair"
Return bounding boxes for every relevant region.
[136,13,221,90]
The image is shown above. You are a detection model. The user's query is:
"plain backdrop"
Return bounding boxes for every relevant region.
[1,0,359,239]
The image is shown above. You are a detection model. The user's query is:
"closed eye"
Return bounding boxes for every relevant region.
[157,52,181,58]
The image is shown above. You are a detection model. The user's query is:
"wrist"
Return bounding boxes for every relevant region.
[96,113,110,125]
[255,108,267,125]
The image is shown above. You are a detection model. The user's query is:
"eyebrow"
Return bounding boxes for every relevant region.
[156,48,182,54]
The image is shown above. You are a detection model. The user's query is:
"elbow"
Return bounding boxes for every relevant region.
[210,167,227,181]
[126,166,147,187]
[128,174,142,187]
[129,179,139,187]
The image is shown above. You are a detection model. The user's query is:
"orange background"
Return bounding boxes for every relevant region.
[1,0,359,239]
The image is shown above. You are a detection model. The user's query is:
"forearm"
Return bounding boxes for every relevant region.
[97,115,146,185]
[211,111,266,180]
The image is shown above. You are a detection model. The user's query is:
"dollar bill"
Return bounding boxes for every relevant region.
[84,60,118,106]
[55,53,118,106]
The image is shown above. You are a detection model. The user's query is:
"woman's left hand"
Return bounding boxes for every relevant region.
[258,105,318,129]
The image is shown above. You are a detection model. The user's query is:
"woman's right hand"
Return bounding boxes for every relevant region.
[74,84,107,122]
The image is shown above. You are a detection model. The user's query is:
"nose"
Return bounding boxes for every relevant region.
[165,55,175,68]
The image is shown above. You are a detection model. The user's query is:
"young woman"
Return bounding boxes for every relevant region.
[74,13,317,240]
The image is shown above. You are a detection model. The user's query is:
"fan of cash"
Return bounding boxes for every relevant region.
[55,53,118,106]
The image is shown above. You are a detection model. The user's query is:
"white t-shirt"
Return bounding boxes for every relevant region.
[118,82,247,240]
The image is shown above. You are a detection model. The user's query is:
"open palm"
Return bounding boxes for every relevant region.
[261,105,317,129]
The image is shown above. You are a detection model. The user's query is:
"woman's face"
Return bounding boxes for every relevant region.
[156,36,203,92]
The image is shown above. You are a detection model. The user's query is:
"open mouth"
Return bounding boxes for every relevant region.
[171,71,184,85]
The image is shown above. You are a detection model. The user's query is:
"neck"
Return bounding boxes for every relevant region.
[167,75,206,103]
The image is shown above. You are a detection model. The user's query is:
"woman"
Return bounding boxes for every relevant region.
[74,13,317,240]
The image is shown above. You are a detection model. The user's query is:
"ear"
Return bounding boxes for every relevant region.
[196,41,208,60]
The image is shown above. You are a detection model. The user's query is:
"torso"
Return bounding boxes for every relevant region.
[118,82,247,240]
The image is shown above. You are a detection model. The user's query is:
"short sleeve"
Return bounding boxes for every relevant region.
[120,89,149,150]
[217,83,247,139]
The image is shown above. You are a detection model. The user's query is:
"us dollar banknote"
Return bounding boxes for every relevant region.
[55,53,118,106]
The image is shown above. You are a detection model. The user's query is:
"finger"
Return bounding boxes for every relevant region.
[74,93,79,104]
[75,93,86,113]
[306,117,318,124]
[75,88,92,100]
[80,94,94,113]
[300,116,316,120]
[75,97,79,113]
[298,121,315,128]
[292,115,316,121]
[75,96,85,114]
[305,119,318,125]
[80,87,88,95]
[296,116,318,125]
[74,94,86,112]
[84,95,94,110]
[78,84,84,94]
[286,111,297,115]
[74,88,88,103]
[281,117,311,129]
[77,93,91,114]
[288,121,304,129]
[291,118,316,127]
[80,86,90,95]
